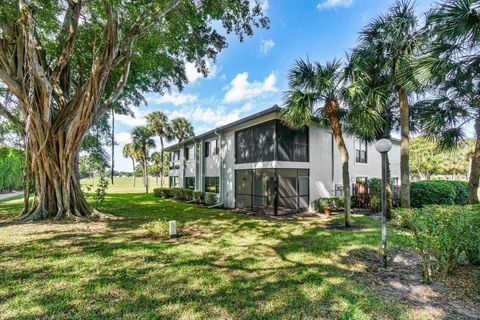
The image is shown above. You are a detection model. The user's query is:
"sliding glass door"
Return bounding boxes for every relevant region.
[235,168,309,215]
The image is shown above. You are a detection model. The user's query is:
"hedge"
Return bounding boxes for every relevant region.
[0,147,24,193]
[410,180,468,208]
[153,187,215,205]
[395,205,480,282]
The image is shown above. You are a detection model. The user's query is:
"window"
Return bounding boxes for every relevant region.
[235,120,308,164]
[185,146,194,160]
[169,176,179,188]
[171,150,180,161]
[205,177,219,193]
[205,139,218,157]
[235,120,275,164]
[355,139,367,163]
[185,177,195,190]
[276,122,308,162]
[356,177,368,185]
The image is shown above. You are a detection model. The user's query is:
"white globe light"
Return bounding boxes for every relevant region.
[375,139,392,153]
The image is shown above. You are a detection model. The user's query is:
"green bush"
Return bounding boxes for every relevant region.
[181,189,193,201]
[313,197,344,212]
[396,205,480,283]
[205,192,218,206]
[142,219,185,238]
[0,147,24,192]
[410,180,456,208]
[153,188,172,198]
[370,195,381,213]
[193,191,205,203]
[170,188,182,198]
[443,180,468,205]
[93,174,109,206]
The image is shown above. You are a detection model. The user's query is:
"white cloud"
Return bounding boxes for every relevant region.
[251,0,269,14]
[146,92,198,106]
[116,108,147,127]
[115,132,131,144]
[259,39,275,56]
[261,0,269,13]
[223,72,278,103]
[185,61,217,84]
[317,0,354,11]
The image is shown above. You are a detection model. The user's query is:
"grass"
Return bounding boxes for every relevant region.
[0,192,424,319]
[80,176,168,194]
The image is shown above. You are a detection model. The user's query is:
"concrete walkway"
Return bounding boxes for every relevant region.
[0,191,23,201]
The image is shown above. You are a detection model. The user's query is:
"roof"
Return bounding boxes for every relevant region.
[164,104,401,151]
[164,105,281,151]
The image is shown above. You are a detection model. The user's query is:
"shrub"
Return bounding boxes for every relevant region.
[370,195,381,213]
[443,180,468,205]
[313,197,344,212]
[396,205,480,283]
[153,188,172,198]
[93,174,109,206]
[410,180,456,208]
[205,192,218,206]
[170,188,182,198]
[0,147,24,192]
[193,191,205,203]
[182,189,193,201]
[142,219,185,238]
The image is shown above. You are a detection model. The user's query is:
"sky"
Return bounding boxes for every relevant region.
[113,0,438,172]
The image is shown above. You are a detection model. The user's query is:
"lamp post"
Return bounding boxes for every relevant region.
[375,139,392,268]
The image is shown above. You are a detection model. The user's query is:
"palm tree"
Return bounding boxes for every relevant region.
[122,143,137,187]
[282,58,352,228]
[146,111,171,187]
[417,0,480,203]
[131,127,156,194]
[346,47,397,218]
[167,117,194,143]
[150,151,166,186]
[356,0,423,207]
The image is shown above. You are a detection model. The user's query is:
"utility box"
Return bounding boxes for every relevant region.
[169,221,177,236]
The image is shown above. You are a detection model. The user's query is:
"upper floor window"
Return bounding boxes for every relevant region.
[205,139,218,157]
[171,150,180,161]
[355,139,367,163]
[276,121,308,162]
[185,146,194,160]
[235,120,308,164]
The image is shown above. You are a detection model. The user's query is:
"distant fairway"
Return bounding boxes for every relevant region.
[80,176,168,193]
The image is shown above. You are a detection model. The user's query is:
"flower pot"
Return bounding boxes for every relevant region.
[323,208,331,217]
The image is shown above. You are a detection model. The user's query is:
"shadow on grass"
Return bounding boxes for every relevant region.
[0,192,416,319]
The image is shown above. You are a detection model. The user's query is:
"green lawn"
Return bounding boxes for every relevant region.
[81,176,168,194]
[0,192,422,319]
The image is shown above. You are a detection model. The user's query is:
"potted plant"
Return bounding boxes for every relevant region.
[314,197,345,217]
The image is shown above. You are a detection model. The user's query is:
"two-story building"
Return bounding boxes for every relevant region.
[165,105,401,215]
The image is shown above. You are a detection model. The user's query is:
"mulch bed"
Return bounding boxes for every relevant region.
[345,248,480,319]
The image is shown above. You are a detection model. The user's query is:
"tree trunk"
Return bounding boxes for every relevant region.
[143,158,149,194]
[160,138,164,188]
[19,132,104,221]
[399,87,410,208]
[132,158,136,187]
[468,116,480,204]
[111,107,115,185]
[385,152,392,220]
[325,100,352,228]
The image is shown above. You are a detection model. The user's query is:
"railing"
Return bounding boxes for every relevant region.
[334,183,400,209]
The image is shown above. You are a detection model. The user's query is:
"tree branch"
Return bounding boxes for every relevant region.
[0,100,24,132]
[50,0,82,86]
[0,67,25,102]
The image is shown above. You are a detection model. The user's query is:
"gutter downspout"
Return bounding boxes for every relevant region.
[209,130,224,208]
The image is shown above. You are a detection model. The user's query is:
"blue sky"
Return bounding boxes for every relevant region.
[114,0,437,171]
